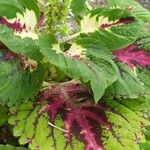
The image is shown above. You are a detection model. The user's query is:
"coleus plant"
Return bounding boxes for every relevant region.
[0,0,150,150]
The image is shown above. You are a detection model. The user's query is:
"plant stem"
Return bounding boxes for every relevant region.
[59,32,81,43]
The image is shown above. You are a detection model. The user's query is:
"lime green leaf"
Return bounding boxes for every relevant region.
[0,144,28,150]
[8,83,149,150]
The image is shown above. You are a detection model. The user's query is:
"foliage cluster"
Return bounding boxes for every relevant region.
[0,0,150,150]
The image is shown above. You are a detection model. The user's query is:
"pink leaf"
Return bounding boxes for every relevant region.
[113,44,150,68]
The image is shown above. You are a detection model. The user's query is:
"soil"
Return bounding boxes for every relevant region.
[0,125,19,146]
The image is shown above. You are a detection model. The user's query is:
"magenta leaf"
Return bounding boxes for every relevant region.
[9,81,148,150]
[113,44,150,68]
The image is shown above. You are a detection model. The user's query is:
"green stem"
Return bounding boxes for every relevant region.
[59,32,81,43]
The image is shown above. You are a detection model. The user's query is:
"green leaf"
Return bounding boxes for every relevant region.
[137,69,150,95]
[8,92,149,150]
[108,0,150,22]
[0,105,8,126]
[77,23,140,52]
[105,63,147,99]
[0,144,28,150]
[140,106,150,150]
[0,0,40,40]
[71,0,87,16]
[0,26,42,60]
[0,0,24,19]
[21,0,40,19]
[0,0,39,19]
[0,49,44,106]
[36,34,119,102]
[137,32,150,51]
[140,140,150,150]
[78,8,142,51]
